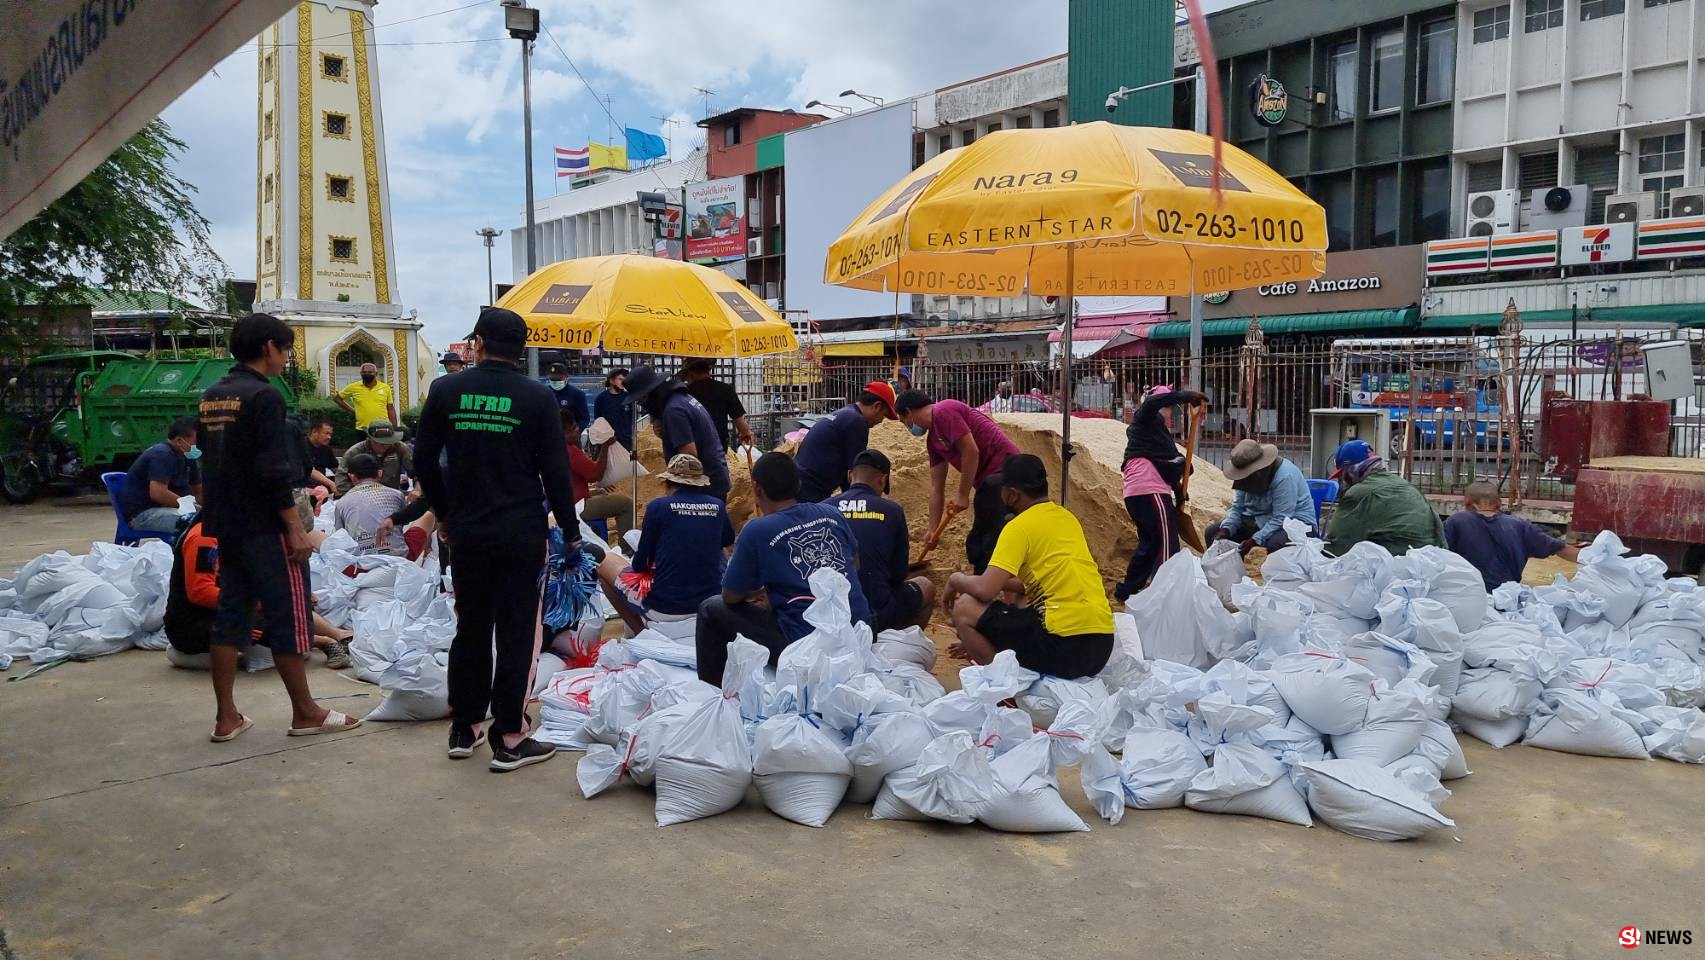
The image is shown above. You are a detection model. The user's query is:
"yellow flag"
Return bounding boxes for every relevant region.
[589,141,628,171]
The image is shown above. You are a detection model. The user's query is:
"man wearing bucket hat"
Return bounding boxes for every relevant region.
[334,419,414,496]
[794,380,897,503]
[1211,438,1316,557]
[626,453,736,632]
[1324,439,1443,555]
[626,365,730,500]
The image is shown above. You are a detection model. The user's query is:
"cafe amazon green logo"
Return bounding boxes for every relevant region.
[1202,290,1231,305]
[1250,74,1288,126]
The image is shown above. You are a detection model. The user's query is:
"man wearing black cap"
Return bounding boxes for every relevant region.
[546,360,591,431]
[626,365,731,500]
[680,357,753,452]
[413,307,584,772]
[835,449,935,631]
[942,453,1114,680]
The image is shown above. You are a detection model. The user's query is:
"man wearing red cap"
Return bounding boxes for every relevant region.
[793,381,898,503]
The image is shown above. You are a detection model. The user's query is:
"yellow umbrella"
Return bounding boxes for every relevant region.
[496,254,798,358]
[824,122,1328,504]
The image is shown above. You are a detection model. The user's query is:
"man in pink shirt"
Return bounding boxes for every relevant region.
[894,390,1020,573]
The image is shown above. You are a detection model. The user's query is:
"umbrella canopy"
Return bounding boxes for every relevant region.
[824,122,1326,297]
[496,254,798,358]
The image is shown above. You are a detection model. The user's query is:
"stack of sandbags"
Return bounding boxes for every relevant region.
[0,540,174,666]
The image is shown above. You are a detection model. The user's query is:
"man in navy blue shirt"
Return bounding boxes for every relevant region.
[122,416,202,532]
[629,453,735,624]
[1445,482,1579,592]
[835,449,934,631]
[591,368,633,449]
[628,365,730,500]
[546,361,590,431]
[696,452,869,684]
[795,381,898,502]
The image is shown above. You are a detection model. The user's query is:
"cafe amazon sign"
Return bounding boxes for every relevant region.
[1173,245,1424,319]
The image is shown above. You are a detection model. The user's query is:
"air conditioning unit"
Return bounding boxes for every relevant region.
[1605,192,1657,224]
[1527,184,1589,230]
[1670,187,1705,218]
[1466,189,1521,236]
[746,236,763,257]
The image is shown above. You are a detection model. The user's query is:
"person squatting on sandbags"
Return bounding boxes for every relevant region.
[337,453,433,560]
[943,454,1115,680]
[626,365,731,501]
[834,449,935,632]
[197,313,364,743]
[163,513,354,671]
[893,389,1021,574]
[619,454,736,637]
[1325,439,1445,556]
[696,452,871,685]
[794,381,899,503]
[335,419,413,496]
[1209,438,1317,556]
[1115,384,1207,602]
[414,306,594,772]
[1445,481,1580,592]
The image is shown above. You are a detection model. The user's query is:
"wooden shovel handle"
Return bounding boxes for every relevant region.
[913,502,964,564]
[1180,400,1205,499]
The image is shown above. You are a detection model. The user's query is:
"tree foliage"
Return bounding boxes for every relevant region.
[0,119,227,351]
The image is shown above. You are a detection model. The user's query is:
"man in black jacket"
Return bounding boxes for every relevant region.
[198,314,362,742]
[414,307,586,772]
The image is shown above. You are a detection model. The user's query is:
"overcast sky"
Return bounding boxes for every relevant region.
[160,0,1251,352]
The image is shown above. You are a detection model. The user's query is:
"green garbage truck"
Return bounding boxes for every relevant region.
[0,352,298,503]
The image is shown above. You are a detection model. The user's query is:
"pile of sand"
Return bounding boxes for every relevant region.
[632,428,759,530]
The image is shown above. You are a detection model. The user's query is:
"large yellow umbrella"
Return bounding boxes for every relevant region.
[824,122,1327,501]
[496,254,798,358]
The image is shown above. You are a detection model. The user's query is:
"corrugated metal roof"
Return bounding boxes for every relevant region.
[1148,307,1417,339]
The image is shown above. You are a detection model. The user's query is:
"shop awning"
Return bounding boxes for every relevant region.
[1421,304,1705,329]
[820,340,887,357]
[1146,307,1418,340]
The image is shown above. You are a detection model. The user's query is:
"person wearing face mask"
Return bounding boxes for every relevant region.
[988,381,1015,414]
[941,454,1114,679]
[893,389,1020,574]
[1212,438,1318,557]
[1324,439,1445,556]
[793,380,897,502]
[121,416,203,532]
[546,361,591,431]
[592,367,634,450]
[334,362,396,430]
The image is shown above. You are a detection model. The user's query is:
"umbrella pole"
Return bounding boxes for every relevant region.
[1060,243,1076,508]
[630,397,640,530]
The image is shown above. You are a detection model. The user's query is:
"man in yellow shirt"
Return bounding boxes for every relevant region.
[335,362,396,429]
[943,453,1115,679]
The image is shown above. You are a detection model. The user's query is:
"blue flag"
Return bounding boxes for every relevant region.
[625,127,668,162]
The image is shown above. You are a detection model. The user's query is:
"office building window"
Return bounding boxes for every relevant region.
[1645,0,1679,6]
[1640,133,1685,215]
[321,53,346,80]
[1328,40,1358,121]
[937,133,951,154]
[962,129,976,146]
[323,111,350,138]
[1367,167,1400,247]
[1413,162,1451,242]
[1015,114,1032,129]
[1417,18,1456,105]
[1041,108,1060,127]
[1466,159,1504,193]
[1580,0,1625,18]
[329,236,357,263]
[1525,0,1563,32]
[985,121,1001,134]
[1517,150,1560,190]
[326,174,353,202]
[1474,5,1511,41]
[1320,175,1354,250]
[1370,30,1404,113]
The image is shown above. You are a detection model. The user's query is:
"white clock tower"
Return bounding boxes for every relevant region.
[255,0,434,408]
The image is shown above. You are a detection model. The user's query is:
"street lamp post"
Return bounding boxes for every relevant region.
[503,2,541,376]
[475,227,502,305]
[804,99,851,116]
[839,89,884,107]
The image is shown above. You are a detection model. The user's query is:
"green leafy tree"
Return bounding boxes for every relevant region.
[0,119,227,353]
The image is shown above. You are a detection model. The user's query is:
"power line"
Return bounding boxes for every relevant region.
[295,0,498,44]
[236,38,507,51]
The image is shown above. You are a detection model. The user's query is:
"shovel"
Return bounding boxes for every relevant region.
[1175,401,1209,554]
[909,502,964,571]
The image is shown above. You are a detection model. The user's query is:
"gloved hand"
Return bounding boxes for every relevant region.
[562,539,585,568]
[1215,526,1238,542]
[1237,538,1258,558]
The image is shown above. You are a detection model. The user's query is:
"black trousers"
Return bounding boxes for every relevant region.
[1121,493,1178,595]
[448,541,544,742]
[967,477,1009,574]
[796,471,837,504]
[695,595,788,686]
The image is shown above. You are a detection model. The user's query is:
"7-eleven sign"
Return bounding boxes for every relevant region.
[1560,222,1634,265]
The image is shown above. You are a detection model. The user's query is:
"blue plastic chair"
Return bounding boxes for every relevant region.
[101,471,175,547]
[1306,478,1339,523]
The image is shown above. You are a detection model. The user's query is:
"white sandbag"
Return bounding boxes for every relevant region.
[1452,711,1527,748]
[1016,674,1109,729]
[1302,759,1454,841]
[624,629,698,669]
[978,733,1089,833]
[1080,746,1129,825]
[872,626,937,672]
[577,695,705,797]
[1126,551,1243,669]
[1383,759,1452,807]
[1184,742,1313,827]
[1649,659,1705,709]
[1341,632,1437,688]
[1301,540,1394,620]
[1375,581,1463,657]
[775,569,870,694]
[1570,531,1659,628]
[1330,685,1428,766]
[922,690,993,739]
[959,649,1039,703]
[845,711,934,803]
[1452,666,1542,722]
[1551,657,1665,712]
[584,658,681,746]
[1116,726,1208,809]
[1185,690,1276,754]
[871,731,995,824]
[1258,518,1328,588]
[652,638,767,826]
[1199,538,1244,609]
[1270,652,1375,735]
[818,673,914,737]
[1392,546,1488,634]
[978,706,1038,758]
[1522,689,1649,760]
[366,648,451,721]
[1231,582,1314,663]
[1417,718,1472,779]
[874,660,946,707]
[0,616,48,663]
[347,602,408,683]
[533,653,566,696]
[1641,705,1705,762]
[753,714,853,828]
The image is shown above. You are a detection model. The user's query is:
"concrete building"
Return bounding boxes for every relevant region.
[509,152,707,278]
[254,0,435,407]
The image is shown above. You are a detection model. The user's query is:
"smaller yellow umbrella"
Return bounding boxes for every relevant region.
[496,254,798,358]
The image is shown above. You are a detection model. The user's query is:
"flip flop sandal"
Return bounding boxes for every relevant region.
[211,714,254,743]
[288,710,363,736]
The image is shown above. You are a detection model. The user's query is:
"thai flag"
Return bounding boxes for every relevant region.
[555,146,589,177]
